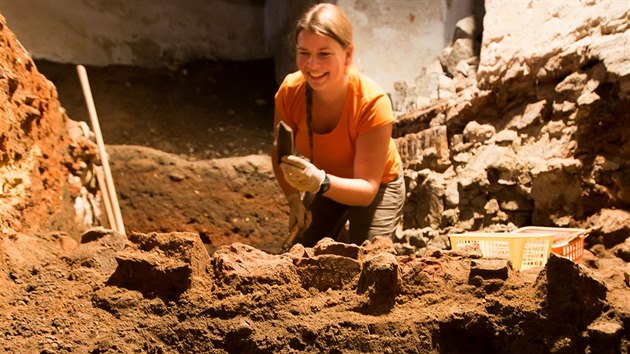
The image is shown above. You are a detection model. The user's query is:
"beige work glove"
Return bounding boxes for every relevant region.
[287,193,311,232]
[280,155,326,193]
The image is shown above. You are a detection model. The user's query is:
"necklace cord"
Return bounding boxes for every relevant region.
[305,84,314,161]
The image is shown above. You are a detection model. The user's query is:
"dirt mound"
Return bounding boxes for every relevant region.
[2,229,628,352]
[108,145,287,255]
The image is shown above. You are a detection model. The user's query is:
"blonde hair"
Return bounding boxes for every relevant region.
[295,3,353,49]
[296,3,353,162]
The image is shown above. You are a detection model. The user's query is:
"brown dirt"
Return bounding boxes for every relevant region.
[35,59,288,255]
[36,58,277,160]
[1,15,628,353]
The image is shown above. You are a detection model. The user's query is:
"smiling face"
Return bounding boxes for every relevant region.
[296,29,352,93]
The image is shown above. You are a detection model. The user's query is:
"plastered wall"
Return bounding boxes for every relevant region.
[338,0,475,93]
[0,0,267,67]
[1,0,475,93]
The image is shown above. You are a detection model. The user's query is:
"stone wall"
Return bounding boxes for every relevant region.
[392,0,630,253]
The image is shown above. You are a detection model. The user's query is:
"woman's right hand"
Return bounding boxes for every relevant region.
[287,193,311,232]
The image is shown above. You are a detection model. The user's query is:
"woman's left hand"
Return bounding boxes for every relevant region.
[280,155,326,193]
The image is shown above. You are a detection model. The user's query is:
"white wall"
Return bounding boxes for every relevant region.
[338,0,469,93]
[1,0,476,94]
[0,0,267,67]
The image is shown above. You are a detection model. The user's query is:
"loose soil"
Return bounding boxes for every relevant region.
[1,24,628,352]
[37,59,278,160]
[36,59,289,254]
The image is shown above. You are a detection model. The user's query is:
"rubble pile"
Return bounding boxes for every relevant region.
[393,1,630,259]
[0,15,88,235]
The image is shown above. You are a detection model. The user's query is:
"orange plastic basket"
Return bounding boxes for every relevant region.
[449,232,554,271]
[511,227,589,262]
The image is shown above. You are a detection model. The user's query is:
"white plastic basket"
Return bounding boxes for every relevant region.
[449,232,555,271]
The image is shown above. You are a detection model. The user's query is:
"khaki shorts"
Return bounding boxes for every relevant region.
[299,172,406,247]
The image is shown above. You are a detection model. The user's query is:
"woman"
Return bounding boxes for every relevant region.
[272,3,405,247]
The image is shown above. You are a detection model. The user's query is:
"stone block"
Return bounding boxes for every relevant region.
[357,253,399,313]
[469,259,510,280]
[295,255,361,291]
[107,232,211,299]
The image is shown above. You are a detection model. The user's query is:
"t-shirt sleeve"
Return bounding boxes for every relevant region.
[274,77,289,120]
[356,93,395,135]
[274,75,300,131]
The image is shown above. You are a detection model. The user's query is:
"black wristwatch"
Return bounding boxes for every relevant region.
[318,174,330,195]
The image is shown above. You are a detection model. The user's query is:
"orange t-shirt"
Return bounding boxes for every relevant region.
[275,68,401,184]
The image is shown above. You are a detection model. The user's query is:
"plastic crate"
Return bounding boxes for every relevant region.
[449,232,554,271]
[511,227,589,262]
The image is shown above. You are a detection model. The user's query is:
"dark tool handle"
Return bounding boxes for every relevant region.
[276,121,294,165]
